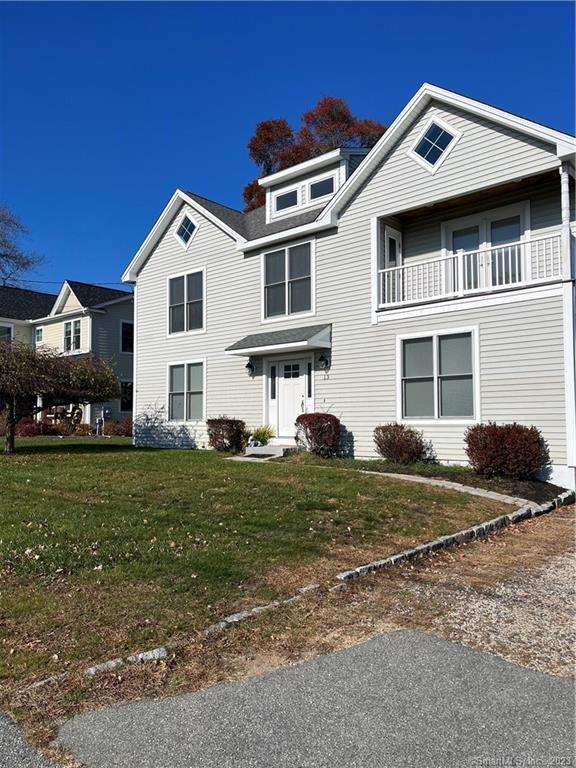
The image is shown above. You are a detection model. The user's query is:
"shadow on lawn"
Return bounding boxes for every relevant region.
[5,438,135,456]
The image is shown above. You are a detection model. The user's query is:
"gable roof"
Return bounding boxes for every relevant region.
[65,280,132,308]
[123,83,576,278]
[0,284,58,321]
[319,83,576,223]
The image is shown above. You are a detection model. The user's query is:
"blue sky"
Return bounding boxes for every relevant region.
[1,1,574,288]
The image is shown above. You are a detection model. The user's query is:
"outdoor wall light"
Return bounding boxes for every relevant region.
[245,360,255,376]
[318,354,330,370]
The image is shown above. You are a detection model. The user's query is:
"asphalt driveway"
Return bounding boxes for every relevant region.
[56,629,574,768]
[0,715,56,768]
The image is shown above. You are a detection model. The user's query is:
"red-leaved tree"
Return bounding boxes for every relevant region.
[0,341,120,454]
[243,97,386,211]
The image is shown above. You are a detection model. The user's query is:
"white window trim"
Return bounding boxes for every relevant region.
[395,326,480,425]
[260,239,316,324]
[63,318,82,354]
[307,171,337,206]
[166,358,206,424]
[271,184,301,217]
[440,200,531,257]
[35,326,43,344]
[119,380,133,413]
[407,116,462,175]
[173,210,200,250]
[166,266,207,338]
[119,320,134,355]
[0,322,14,341]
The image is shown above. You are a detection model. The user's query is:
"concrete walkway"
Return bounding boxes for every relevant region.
[57,630,574,768]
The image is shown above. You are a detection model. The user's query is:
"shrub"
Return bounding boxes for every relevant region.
[251,425,275,446]
[295,413,341,457]
[206,417,246,452]
[465,422,549,479]
[373,423,426,464]
[15,416,42,437]
[73,423,94,436]
[103,417,133,437]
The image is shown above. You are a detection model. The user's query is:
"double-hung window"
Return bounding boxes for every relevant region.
[0,325,12,343]
[168,362,204,421]
[64,319,81,352]
[264,242,312,318]
[168,270,204,334]
[401,331,475,420]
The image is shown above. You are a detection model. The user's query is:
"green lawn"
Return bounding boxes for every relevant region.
[1,438,509,685]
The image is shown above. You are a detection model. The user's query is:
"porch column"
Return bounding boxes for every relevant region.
[35,394,43,422]
[560,162,572,280]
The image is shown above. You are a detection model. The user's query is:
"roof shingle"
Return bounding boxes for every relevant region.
[0,285,57,321]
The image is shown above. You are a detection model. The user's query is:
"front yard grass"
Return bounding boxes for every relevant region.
[1,438,511,692]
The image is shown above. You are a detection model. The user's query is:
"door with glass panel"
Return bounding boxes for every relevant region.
[379,226,402,304]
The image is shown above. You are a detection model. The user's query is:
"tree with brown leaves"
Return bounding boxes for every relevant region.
[243,97,386,211]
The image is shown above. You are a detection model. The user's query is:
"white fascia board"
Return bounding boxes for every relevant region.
[258,150,344,188]
[237,217,337,254]
[50,281,75,316]
[319,82,576,223]
[31,308,102,324]
[122,189,246,283]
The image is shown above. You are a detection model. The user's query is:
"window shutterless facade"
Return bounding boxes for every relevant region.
[35,327,43,343]
[168,361,205,422]
[168,269,205,334]
[263,242,312,319]
[64,319,81,352]
[408,118,461,174]
[308,174,335,201]
[0,324,13,342]
[120,321,134,353]
[175,214,197,247]
[399,330,477,420]
[274,188,299,213]
[120,381,133,412]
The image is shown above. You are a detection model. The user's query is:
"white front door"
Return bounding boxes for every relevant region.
[267,358,311,439]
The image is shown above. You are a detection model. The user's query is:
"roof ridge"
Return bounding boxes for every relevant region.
[184,191,245,216]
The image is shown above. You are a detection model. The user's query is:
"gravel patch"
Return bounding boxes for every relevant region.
[423,552,576,677]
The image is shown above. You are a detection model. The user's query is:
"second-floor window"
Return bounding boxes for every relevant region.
[168,270,204,334]
[64,319,81,352]
[264,242,312,319]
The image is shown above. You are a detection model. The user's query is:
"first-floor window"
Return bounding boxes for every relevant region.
[35,327,43,343]
[401,331,474,419]
[120,381,133,412]
[64,319,81,351]
[0,325,12,343]
[168,362,204,421]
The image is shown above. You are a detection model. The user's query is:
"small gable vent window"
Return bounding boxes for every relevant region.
[176,215,197,246]
[410,119,460,172]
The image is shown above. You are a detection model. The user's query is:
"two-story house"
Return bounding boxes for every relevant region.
[0,280,134,423]
[122,84,576,489]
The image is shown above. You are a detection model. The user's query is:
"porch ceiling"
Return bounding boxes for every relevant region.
[225,324,332,357]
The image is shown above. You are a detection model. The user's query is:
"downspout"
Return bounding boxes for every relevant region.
[560,161,576,488]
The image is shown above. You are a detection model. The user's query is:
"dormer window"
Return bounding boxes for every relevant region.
[309,176,334,200]
[175,215,197,247]
[409,118,460,173]
[275,189,299,212]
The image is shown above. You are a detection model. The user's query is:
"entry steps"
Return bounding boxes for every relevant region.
[244,441,298,459]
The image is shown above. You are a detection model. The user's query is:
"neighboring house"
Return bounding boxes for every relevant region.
[0,280,134,423]
[122,83,576,489]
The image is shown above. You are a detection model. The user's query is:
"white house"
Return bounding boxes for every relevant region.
[123,84,576,489]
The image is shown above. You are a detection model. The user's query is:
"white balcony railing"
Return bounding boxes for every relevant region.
[379,235,563,308]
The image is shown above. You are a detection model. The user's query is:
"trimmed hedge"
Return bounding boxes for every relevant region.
[206,417,246,452]
[465,422,549,479]
[295,413,341,457]
[373,423,426,464]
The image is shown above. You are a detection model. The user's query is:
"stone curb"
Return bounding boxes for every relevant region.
[21,486,574,688]
[335,489,575,582]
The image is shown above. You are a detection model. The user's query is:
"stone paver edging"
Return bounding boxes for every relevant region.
[21,476,575,687]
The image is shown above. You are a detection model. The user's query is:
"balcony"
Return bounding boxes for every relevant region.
[378,234,563,309]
